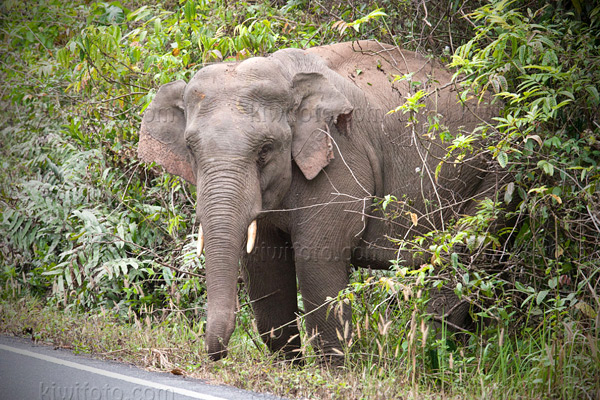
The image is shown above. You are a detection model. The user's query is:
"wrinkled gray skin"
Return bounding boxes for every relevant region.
[139,41,504,362]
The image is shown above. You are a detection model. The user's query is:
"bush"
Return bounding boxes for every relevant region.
[334,1,600,397]
[1,0,598,398]
[0,0,202,317]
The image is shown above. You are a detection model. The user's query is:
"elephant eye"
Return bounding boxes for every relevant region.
[257,143,273,167]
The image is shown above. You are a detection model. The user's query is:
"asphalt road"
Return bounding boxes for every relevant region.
[0,335,284,400]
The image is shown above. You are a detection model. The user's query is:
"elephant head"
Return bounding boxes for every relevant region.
[138,50,353,360]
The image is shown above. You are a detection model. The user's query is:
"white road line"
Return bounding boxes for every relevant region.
[0,343,227,400]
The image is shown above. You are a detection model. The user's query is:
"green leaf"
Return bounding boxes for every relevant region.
[451,252,460,268]
[127,6,150,22]
[536,290,549,305]
[382,194,396,211]
[184,0,196,24]
[542,49,558,66]
[497,151,508,168]
[504,182,515,204]
[347,8,387,32]
[558,90,575,100]
[586,85,600,105]
[42,268,64,276]
[537,160,555,176]
[163,266,173,286]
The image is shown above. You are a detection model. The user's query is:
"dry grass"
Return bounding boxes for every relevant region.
[3,292,598,399]
[0,295,447,399]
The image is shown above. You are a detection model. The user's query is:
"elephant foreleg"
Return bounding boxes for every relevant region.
[243,224,301,360]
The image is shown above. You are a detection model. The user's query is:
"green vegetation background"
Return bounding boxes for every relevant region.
[1,1,598,398]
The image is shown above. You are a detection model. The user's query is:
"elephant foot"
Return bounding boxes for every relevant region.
[277,348,304,366]
[319,352,345,368]
[261,325,303,363]
[207,348,228,361]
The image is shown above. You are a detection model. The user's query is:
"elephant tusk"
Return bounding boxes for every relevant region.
[246,220,257,253]
[197,224,204,257]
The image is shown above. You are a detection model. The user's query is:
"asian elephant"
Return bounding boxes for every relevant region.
[138,40,505,362]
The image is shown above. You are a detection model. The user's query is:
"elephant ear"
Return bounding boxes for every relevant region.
[138,80,196,184]
[291,72,353,180]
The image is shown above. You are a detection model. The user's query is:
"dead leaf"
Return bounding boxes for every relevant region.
[549,193,562,204]
[575,302,597,319]
[408,212,418,226]
[525,134,543,147]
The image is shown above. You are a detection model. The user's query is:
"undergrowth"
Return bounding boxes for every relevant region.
[1,1,598,399]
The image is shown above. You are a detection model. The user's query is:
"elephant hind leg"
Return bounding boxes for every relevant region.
[428,286,475,340]
[293,243,352,366]
[242,225,301,361]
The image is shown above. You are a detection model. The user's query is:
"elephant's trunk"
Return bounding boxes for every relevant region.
[197,163,260,360]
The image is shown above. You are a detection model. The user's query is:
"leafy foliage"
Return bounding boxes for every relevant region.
[1,0,598,399]
[332,1,600,398]
[0,0,203,317]
[450,0,600,355]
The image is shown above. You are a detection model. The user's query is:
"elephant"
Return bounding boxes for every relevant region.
[138,40,505,362]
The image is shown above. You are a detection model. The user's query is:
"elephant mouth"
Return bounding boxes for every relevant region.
[196,220,257,257]
[196,219,257,257]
